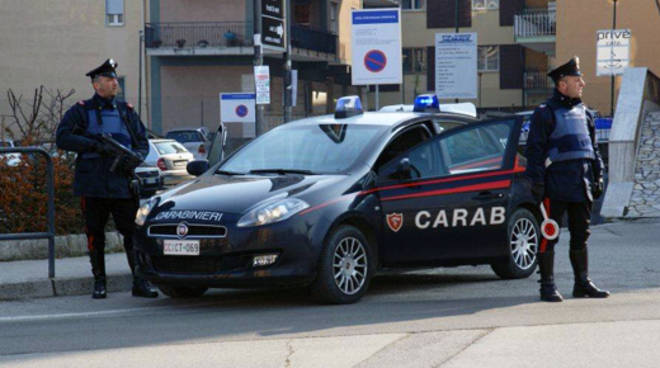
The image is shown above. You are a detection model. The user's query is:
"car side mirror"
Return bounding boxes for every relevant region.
[187,160,209,176]
[397,157,412,176]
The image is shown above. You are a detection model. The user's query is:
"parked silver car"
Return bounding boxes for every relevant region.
[134,164,163,198]
[144,139,194,186]
[165,127,210,160]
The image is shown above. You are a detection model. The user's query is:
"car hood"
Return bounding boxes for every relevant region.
[150,173,347,220]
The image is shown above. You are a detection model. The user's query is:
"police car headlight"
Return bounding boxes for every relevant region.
[135,197,159,226]
[237,198,309,227]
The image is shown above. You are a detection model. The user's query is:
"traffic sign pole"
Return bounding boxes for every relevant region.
[283,0,292,123]
[254,0,264,136]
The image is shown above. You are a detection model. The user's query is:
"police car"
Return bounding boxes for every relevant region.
[134,95,539,303]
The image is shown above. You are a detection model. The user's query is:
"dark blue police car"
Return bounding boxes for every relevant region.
[134,95,540,303]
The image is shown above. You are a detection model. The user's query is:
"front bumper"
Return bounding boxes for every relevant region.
[134,218,320,288]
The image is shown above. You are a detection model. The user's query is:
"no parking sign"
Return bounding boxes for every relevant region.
[351,8,402,85]
[220,93,256,123]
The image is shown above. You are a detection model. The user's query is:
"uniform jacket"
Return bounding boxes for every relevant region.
[525,89,604,203]
[56,94,149,198]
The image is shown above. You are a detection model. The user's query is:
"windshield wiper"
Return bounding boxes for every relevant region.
[249,168,316,175]
[215,169,246,175]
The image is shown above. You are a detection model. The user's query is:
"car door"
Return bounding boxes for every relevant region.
[376,117,522,265]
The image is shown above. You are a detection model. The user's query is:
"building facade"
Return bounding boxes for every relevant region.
[0,0,145,136]
[145,0,360,135]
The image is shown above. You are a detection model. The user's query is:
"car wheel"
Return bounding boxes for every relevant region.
[491,207,539,279]
[158,285,208,298]
[311,225,374,304]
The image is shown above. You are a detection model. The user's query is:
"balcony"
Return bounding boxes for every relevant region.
[514,10,556,55]
[145,22,253,56]
[524,70,552,91]
[145,22,337,60]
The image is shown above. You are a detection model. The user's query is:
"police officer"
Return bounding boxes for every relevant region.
[56,59,158,299]
[525,57,610,302]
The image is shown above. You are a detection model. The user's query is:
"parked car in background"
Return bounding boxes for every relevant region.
[144,139,195,186]
[135,164,163,198]
[0,139,21,166]
[165,127,210,160]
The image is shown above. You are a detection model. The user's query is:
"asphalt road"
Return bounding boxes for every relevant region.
[1,219,659,367]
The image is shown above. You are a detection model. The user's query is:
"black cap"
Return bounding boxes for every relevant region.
[85,59,118,80]
[548,57,581,83]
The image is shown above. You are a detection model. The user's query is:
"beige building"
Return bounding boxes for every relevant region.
[0,0,146,136]
[556,0,660,115]
[144,0,360,135]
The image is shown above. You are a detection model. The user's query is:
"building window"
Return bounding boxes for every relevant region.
[401,0,425,10]
[403,48,427,74]
[478,45,499,72]
[472,0,498,10]
[330,2,338,34]
[106,0,124,26]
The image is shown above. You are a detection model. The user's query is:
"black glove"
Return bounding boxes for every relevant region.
[93,141,115,156]
[592,177,604,199]
[116,154,142,176]
[531,182,545,204]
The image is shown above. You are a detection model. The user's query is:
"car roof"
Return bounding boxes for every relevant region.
[150,138,178,143]
[283,111,477,129]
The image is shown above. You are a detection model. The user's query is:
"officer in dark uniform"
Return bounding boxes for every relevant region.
[56,59,158,299]
[525,57,610,302]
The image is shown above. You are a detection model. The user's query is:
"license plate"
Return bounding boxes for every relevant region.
[163,239,200,256]
[144,178,158,184]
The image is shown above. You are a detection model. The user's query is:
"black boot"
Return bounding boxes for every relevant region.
[92,278,107,299]
[538,251,563,302]
[132,278,158,298]
[570,249,610,298]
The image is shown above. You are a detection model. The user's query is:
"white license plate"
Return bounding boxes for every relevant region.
[163,239,200,256]
[144,178,157,184]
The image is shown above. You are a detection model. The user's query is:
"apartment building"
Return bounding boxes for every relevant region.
[0,0,145,133]
[145,0,360,135]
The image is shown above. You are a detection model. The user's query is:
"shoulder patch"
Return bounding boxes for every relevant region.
[77,100,85,106]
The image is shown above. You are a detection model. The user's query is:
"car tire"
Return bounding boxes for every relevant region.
[490,207,539,279]
[311,225,374,304]
[158,285,208,298]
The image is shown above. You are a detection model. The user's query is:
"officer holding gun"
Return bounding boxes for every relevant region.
[56,59,158,299]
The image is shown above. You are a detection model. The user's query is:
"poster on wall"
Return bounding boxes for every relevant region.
[350,8,402,85]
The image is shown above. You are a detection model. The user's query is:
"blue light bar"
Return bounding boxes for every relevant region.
[413,94,440,112]
[335,95,364,118]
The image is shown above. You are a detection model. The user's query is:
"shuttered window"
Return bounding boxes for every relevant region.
[499,0,523,26]
[106,0,124,26]
[427,0,471,29]
[499,44,524,89]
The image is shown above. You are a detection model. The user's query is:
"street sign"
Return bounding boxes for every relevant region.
[220,93,256,138]
[261,0,286,52]
[351,8,402,85]
[364,50,387,73]
[596,29,631,76]
[254,66,271,105]
[434,32,478,99]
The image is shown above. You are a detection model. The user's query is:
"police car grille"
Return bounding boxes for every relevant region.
[148,224,227,238]
[151,255,249,274]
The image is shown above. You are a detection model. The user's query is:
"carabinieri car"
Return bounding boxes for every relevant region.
[134,95,541,303]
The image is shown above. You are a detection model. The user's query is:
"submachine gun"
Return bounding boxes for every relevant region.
[96,133,144,174]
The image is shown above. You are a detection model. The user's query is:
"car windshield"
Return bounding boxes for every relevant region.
[154,141,188,154]
[219,124,384,174]
[166,130,202,143]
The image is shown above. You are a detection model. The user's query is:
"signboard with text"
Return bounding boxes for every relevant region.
[596,29,630,76]
[220,93,256,138]
[435,32,477,99]
[261,0,285,51]
[351,8,402,85]
[254,66,271,105]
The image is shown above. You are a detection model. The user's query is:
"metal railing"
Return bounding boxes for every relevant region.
[145,22,338,55]
[0,147,55,278]
[524,70,552,90]
[145,22,253,48]
[514,10,556,39]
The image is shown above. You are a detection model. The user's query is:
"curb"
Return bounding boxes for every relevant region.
[0,273,133,301]
[0,231,125,262]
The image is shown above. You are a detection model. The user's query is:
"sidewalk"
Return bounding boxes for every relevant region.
[0,253,133,300]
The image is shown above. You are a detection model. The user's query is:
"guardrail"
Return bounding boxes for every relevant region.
[0,147,55,278]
